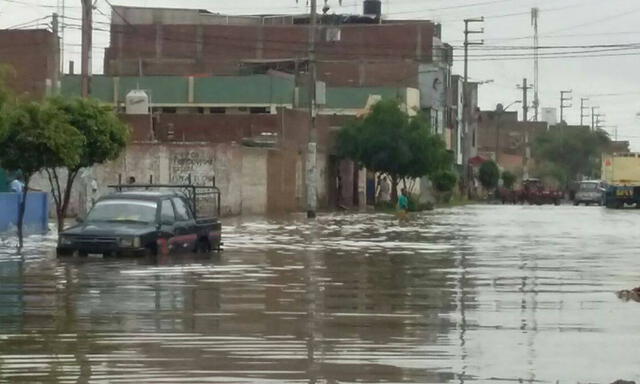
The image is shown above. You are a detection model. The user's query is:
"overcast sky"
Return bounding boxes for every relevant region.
[2,0,640,148]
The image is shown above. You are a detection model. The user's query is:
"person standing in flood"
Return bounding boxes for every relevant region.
[10,173,25,202]
[377,176,391,203]
[397,188,409,220]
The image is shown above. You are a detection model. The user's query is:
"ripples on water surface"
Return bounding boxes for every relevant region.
[1,205,640,383]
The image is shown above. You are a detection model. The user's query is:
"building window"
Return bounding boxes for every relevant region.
[326,27,341,42]
[250,107,269,114]
[210,107,226,114]
[162,107,177,114]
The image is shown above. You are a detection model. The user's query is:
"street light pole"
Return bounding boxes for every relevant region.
[495,101,521,165]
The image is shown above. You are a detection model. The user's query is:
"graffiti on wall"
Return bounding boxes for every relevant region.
[170,149,218,217]
[170,150,216,186]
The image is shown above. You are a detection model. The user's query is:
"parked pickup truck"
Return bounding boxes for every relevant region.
[57,184,222,257]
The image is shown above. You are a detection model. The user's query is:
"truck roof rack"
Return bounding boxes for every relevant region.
[108,174,221,217]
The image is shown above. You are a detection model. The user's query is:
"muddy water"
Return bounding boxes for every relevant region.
[1,205,640,383]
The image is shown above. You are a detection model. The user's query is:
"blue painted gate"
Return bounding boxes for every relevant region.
[0,192,49,234]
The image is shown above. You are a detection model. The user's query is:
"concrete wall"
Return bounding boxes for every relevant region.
[28,142,330,218]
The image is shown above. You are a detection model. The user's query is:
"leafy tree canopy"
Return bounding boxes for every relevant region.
[336,99,452,183]
[479,160,500,190]
[0,100,84,177]
[49,97,129,170]
[532,126,610,184]
[432,170,457,192]
[501,170,516,190]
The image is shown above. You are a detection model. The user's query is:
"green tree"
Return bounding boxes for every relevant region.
[532,126,610,186]
[336,100,452,202]
[45,97,130,231]
[501,170,516,190]
[0,100,84,247]
[432,170,457,192]
[479,160,500,191]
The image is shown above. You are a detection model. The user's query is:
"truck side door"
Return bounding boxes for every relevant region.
[171,197,198,252]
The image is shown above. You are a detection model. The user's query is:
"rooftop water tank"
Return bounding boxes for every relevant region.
[125,89,150,115]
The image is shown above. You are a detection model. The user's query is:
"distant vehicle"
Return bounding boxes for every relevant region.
[57,183,222,257]
[574,180,605,206]
[602,153,640,209]
[516,178,563,205]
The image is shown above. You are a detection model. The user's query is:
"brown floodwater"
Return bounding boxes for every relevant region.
[1,205,639,383]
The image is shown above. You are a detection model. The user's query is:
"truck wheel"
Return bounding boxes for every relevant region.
[144,245,158,257]
[574,201,580,206]
[196,238,210,254]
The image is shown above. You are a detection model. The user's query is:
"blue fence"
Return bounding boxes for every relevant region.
[0,192,49,234]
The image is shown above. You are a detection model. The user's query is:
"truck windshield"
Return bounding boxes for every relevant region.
[579,183,598,191]
[86,200,158,224]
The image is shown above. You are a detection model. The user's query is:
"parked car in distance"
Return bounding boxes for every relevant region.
[574,180,605,206]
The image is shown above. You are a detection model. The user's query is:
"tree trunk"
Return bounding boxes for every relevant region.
[53,168,79,233]
[16,175,30,249]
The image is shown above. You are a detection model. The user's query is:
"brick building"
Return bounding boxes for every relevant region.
[103,4,439,89]
[0,29,59,98]
[478,110,547,174]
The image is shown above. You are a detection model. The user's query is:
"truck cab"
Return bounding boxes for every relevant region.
[57,187,221,257]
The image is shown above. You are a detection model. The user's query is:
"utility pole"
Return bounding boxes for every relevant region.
[580,97,589,127]
[462,17,483,184]
[560,90,572,124]
[517,78,532,121]
[305,0,318,219]
[51,13,60,96]
[591,106,599,131]
[595,113,606,130]
[531,8,540,121]
[517,78,532,178]
[463,18,484,89]
[81,0,92,97]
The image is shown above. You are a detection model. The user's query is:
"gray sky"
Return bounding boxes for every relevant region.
[2,0,640,148]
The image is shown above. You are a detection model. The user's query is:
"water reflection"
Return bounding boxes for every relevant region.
[1,206,640,383]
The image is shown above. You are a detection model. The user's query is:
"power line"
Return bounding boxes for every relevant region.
[56,20,640,63]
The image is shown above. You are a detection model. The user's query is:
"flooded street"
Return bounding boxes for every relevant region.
[1,205,640,383]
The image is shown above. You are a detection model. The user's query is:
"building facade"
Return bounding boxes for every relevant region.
[477,110,548,174]
[104,4,438,89]
[0,29,59,98]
